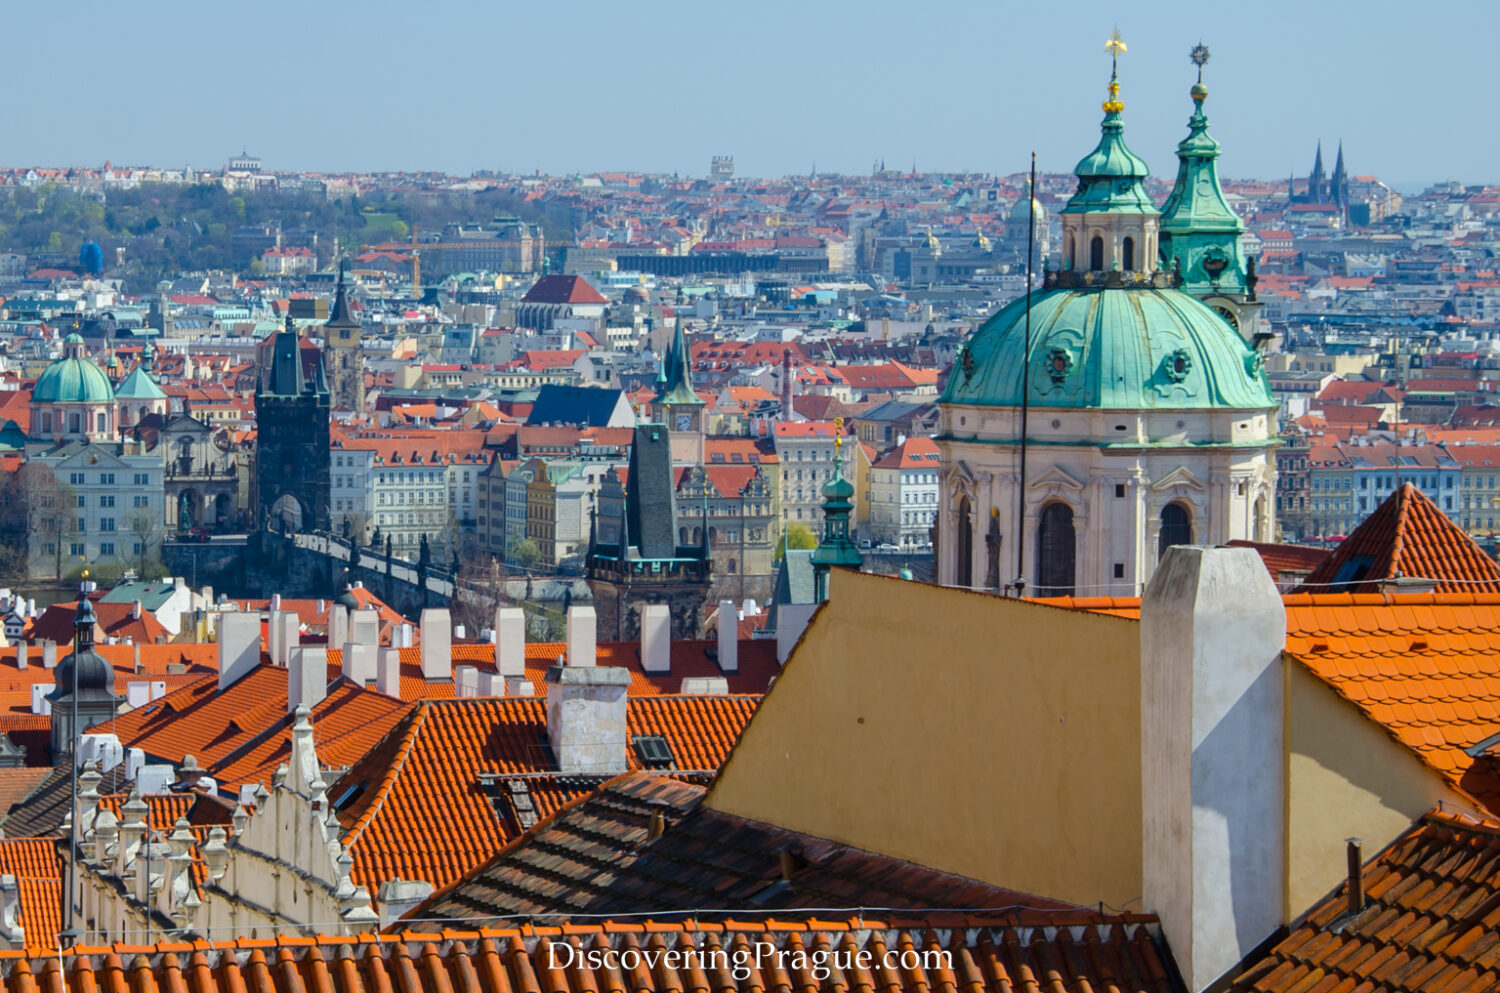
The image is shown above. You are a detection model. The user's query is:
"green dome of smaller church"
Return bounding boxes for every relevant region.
[33,339,115,404]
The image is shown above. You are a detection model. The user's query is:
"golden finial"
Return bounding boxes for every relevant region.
[1103,27,1126,114]
[833,416,844,452]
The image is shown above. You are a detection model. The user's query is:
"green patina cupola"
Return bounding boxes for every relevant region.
[1158,43,1250,299]
[811,424,863,602]
[1061,32,1155,217]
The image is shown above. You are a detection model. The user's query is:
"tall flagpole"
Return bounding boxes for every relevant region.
[1013,152,1037,595]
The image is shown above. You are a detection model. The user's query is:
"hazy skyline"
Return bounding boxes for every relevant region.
[9,0,1492,187]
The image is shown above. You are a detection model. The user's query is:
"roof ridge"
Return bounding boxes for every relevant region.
[341,701,431,849]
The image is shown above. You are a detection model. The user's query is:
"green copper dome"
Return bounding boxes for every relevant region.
[940,285,1273,411]
[33,346,115,404]
[1061,107,1155,215]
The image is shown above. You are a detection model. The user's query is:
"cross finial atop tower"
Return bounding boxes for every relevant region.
[1190,41,1210,83]
[1103,28,1127,113]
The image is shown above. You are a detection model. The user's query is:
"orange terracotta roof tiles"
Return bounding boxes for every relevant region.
[335,695,760,893]
[1232,810,1500,993]
[0,916,1177,992]
[330,640,780,698]
[0,837,59,948]
[104,665,412,792]
[1300,484,1500,593]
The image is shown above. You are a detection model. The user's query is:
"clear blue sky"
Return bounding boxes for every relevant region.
[15,0,1491,187]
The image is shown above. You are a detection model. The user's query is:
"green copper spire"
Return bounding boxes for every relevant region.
[811,421,863,601]
[1157,44,1249,297]
[1062,31,1155,216]
[654,317,704,407]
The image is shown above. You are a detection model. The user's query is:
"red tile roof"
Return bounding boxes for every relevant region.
[1232,810,1500,993]
[519,274,607,305]
[0,837,57,947]
[0,916,1177,991]
[335,695,760,892]
[1299,484,1500,594]
[1224,540,1331,587]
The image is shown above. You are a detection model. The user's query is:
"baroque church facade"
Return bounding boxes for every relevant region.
[935,55,1277,597]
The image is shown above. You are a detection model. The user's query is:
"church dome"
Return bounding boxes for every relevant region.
[1009,196,1046,221]
[623,284,650,305]
[941,285,1273,411]
[33,335,115,404]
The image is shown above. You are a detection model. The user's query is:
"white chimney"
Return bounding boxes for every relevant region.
[126,682,150,709]
[343,642,376,686]
[316,599,326,616]
[1141,545,1286,993]
[545,660,629,774]
[376,648,401,697]
[131,600,142,621]
[329,604,349,650]
[29,684,50,715]
[399,623,414,648]
[419,608,452,681]
[717,600,738,674]
[681,676,729,695]
[269,593,281,612]
[288,647,328,714]
[506,676,535,697]
[42,641,56,670]
[565,606,596,667]
[640,604,670,673]
[454,666,479,698]
[217,612,261,691]
[477,672,505,697]
[269,610,298,667]
[15,643,25,670]
[495,607,525,677]
[350,609,379,647]
[453,623,466,640]
[376,879,435,930]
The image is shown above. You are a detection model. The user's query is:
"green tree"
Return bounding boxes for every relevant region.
[505,537,542,570]
[774,523,819,561]
[390,220,409,241]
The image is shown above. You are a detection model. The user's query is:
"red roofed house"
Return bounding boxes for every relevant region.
[515,275,607,331]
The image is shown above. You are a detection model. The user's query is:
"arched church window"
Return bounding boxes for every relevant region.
[69,413,80,434]
[1090,236,1104,272]
[1065,232,1076,269]
[97,412,105,433]
[1123,236,1135,271]
[1035,503,1075,597]
[41,412,51,433]
[1159,502,1193,557]
[955,496,973,589]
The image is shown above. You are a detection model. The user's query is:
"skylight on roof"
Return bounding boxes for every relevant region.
[632,735,674,769]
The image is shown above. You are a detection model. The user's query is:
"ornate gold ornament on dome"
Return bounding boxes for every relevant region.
[1103,28,1127,113]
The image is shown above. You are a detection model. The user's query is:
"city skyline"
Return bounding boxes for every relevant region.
[5,0,1493,187]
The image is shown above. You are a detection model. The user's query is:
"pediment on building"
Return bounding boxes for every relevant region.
[1031,464,1086,493]
[946,459,977,500]
[1149,466,1207,493]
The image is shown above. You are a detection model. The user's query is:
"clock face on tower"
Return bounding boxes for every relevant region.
[675,413,693,432]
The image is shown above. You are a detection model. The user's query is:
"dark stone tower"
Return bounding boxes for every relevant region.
[586,422,711,640]
[255,314,331,533]
[324,264,365,414]
[1308,142,1326,204]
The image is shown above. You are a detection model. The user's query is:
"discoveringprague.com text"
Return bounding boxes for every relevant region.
[547,940,952,981]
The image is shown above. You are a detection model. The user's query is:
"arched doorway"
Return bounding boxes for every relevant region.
[1123,236,1135,271]
[1159,502,1193,558]
[1089,236,1104,272]
[271,493,304,533]
[1035,503,1075,597]
[955,496,973,588]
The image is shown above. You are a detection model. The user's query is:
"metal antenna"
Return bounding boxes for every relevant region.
[1013,152,1038,595]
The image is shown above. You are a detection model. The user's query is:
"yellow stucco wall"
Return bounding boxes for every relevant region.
[707,568,1145,908]
[1285,662,1478,916]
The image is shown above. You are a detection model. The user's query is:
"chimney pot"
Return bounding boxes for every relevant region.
[419,608,452,681]
[640,604,670,673]
[1346,838,1365,914]
[566,605,597,667]
[495,607,525,676]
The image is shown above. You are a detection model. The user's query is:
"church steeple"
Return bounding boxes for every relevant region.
[1058,30,1159,276]
[654,317,702,409]
[1309,141,1326,204]
[811,418,863,602]
[1158,43,1249,298]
